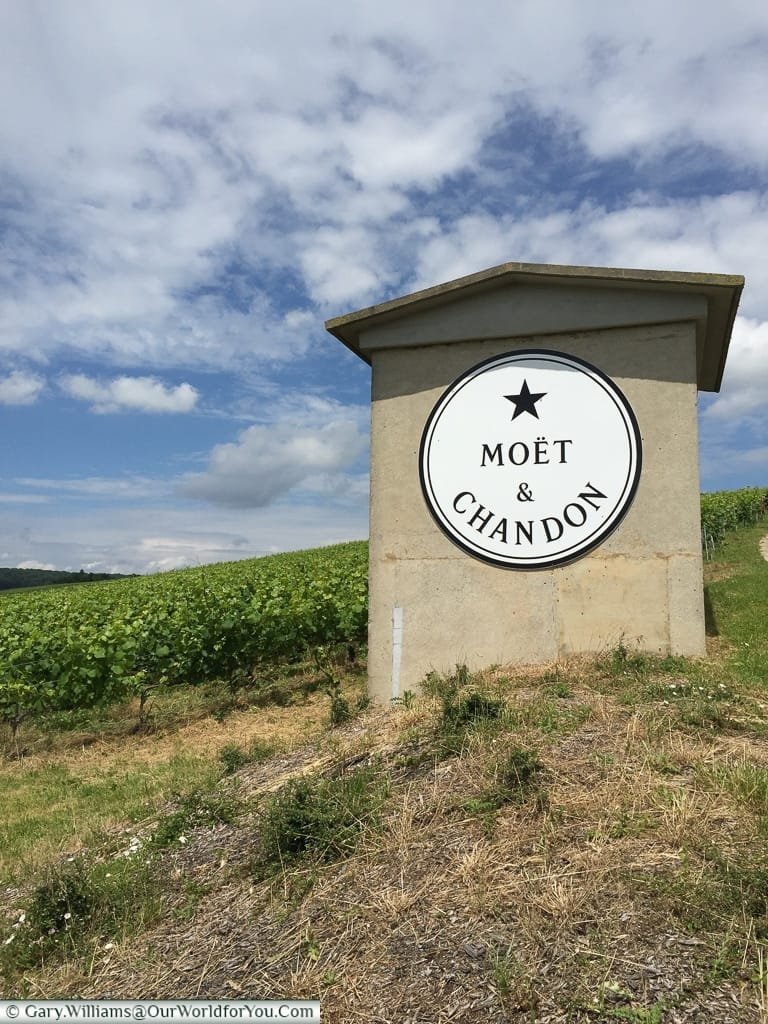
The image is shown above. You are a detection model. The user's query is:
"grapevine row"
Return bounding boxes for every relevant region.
[700,486,768,558]
[0,489,765,730]
[0,541,367,729]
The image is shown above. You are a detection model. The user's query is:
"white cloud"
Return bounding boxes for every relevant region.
[410,195,768,314]
[178,396,369,508]
[136,534,250,573]
[15,475,163,499]
[738,447,768,465]
[16,559,57,571]
[704,318,768,424]
[550,8,768,165]
[339,106,488,190]
[299,472,370,504]
[1,2,767,368]
[0,370,44,405]
[0,493,49,504]
[59,374,199,414]
[405,199,768,433]
[699,437,768,490]
[0,498,368,575]
[180,415,367,508]
[298,217,439,307]
[1,0,768,572]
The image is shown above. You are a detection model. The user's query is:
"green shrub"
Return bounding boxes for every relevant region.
[328,692,351,727]
[1,856,159,981]
[465,747,545,814]
[151,789,243,848]
[218,739,276,775]
[448,691,505,729]
[497,747,545,797]
[24,860,95,950]
[423,666,508,756]
[254,764,388,874]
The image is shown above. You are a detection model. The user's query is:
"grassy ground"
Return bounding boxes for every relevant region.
[1,522,767,1021]
[0,655,365,884]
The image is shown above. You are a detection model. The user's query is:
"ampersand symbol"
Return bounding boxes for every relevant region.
[517,482,534,502]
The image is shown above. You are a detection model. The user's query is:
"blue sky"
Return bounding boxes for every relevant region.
[1,1,766,574]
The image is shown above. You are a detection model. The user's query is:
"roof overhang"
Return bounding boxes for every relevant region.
[325,261,744,392]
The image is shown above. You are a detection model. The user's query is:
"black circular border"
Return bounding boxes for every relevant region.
[418,348,643,570]
[424,355,637,562]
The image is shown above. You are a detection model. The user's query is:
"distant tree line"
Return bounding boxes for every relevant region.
[0,567,135,592]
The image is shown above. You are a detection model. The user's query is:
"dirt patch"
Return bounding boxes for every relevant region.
[3,691,333,774]
[704,564,737,584]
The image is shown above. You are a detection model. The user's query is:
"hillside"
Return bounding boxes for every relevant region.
[1,518,768,1021]
[0,567,133,592]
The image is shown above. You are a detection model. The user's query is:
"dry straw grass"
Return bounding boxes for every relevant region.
[4,650,768,1022]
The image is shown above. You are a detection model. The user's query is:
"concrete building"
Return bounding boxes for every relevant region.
[326,262,743,702]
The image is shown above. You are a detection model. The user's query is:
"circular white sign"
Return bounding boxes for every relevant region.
[419,349,642,569]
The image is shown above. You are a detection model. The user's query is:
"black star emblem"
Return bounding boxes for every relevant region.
[504,379,546,420]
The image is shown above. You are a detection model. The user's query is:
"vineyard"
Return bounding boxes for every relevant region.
[0,541,367,732]
[700,485,768,555]
[0,488,766,732]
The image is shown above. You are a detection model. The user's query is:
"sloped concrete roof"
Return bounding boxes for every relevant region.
[325,261,744,392]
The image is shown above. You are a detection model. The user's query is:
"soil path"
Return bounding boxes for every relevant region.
[761,535,768,561]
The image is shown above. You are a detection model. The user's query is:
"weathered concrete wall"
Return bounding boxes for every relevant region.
[367,321,704,702]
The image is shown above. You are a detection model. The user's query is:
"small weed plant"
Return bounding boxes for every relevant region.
[546,679,573,699]
[21,859,94,956]
[424,665,507,756]
[702,758,768,818]
[151,788,243,849]
[605,641,652,678]
[465,746,545,815]
[218,738,276,776]
[645,843,768,941]
[0,856,158,985]
[489,944,538,1011]
[391,689,416,710]
[254,763,388,875]
[497,747,545,798]
[315,646,352,727]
